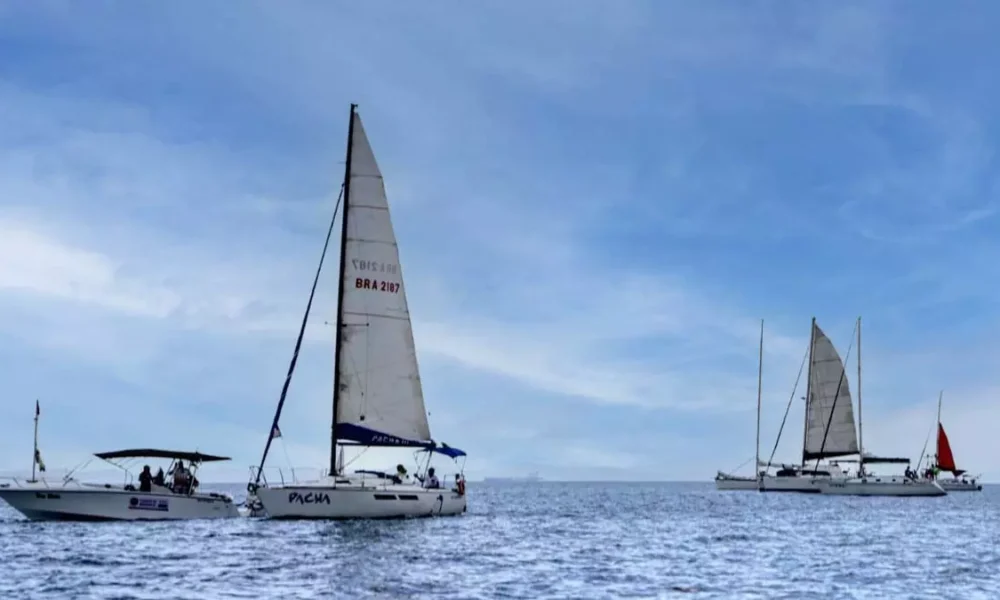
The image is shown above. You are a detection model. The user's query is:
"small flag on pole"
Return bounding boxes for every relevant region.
[34,449,46,472]
[35,400,40,418]
[270,425,282,440]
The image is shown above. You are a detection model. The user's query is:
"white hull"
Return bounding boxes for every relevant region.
[0,481,239,520]
[819,477,946,497]
[253,476,467,519]
[714,477,757,491]
[938,479,982,492]
[759,475,826,493]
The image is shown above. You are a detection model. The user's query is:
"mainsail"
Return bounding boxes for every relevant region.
[803,322,859,461]
[333,111,432,448]
[935,424,964,475]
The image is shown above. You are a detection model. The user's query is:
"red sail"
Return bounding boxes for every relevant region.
[936,424,958,473]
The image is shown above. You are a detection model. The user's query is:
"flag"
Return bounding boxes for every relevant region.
[35,400,40,418]
[34,449,46,472]
[270,424,282,440]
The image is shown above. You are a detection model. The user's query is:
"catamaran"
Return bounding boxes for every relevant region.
[715,319,849,492]
[814,318,944,496]
[246,104,468,519]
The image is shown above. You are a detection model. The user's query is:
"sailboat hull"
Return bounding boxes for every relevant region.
[714,472,757,490]
[253,479,467,519]
[938,479,982,492]
[818,477,946,497]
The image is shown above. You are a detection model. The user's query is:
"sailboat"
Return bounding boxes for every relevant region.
[247,104,468,519]
[758,319,854,493]
[715,320,767,491]
[929,392,981,492]
[816,318,945,496]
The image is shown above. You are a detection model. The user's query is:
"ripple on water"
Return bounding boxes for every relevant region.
[1,483,1000,599]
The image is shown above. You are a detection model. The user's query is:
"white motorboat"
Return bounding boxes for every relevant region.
[0,449,240,521]
[247,104,467,520]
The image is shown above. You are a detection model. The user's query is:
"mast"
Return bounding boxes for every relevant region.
[31,399,39,482]
[801,317,816,467]
[856,316,863,475]
[935,390,943,466]
[755,319,764,488]
[329,103,357,476]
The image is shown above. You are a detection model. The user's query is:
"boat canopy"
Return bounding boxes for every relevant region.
[94,449,231,463]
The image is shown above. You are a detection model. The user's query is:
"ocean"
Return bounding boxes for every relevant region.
[0,481,997,599]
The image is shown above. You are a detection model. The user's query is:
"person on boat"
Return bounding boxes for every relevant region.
[453,473,465,495]
[153,467,165,487]
[391,464,409,485]
[138,465,153,492]
[171,460,191,494]
[420,467,440,489]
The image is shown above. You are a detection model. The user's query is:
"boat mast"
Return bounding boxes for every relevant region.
[935,390,943,467]
[329,103,357,476]
[755,319,764,489]
[801,317,816,467]
[856,316,863,475]
[31,399,39,482]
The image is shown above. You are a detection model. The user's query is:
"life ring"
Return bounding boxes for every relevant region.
[247,482,258,494]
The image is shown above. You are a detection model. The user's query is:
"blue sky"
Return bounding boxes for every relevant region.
[1,2,999,482]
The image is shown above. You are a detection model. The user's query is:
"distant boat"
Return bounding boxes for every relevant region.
[929,392,981,492]
[484,472,541,483]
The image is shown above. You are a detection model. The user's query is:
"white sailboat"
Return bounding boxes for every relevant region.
[248,104,468,519]
[816,318,945,497]
[715,320,766,491]
[757,319,851,493]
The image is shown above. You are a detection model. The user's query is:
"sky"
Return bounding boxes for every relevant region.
[2,2,1000,482]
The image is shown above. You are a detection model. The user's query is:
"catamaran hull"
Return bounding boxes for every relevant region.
[818,478,946,497]
[938,480,982,492]
[0,487,239,521]
[254,484,467,519]
[759,476,826,493]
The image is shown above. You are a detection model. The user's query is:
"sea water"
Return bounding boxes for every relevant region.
[1,481,997,599]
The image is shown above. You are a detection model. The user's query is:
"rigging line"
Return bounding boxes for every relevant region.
[252,184,345,488]
[766,340,810,469]
[915,420,935,472]
[811,320,857,474]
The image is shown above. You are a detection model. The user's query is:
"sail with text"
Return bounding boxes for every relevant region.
[803,322,859,461]
[935,424,965,476]
[333,111,463,459]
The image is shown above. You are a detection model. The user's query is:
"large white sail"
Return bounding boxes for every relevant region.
[803,322,858,460]
[335,112,431,445]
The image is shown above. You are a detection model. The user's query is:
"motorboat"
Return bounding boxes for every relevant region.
[0,448,240,521]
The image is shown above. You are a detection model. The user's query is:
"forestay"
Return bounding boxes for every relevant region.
[335,113,432,447]
[803,322,859,460]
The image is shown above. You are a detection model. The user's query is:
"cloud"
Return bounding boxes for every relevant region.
[2,2,1000,484]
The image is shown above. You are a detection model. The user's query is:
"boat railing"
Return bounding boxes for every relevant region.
[248,465,327,487]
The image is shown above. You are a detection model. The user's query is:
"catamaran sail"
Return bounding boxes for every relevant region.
[248,104,468,519]
[803,322,858,462]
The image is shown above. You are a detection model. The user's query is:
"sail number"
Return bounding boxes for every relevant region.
[356,278,400,294]
[352,259,398,275]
